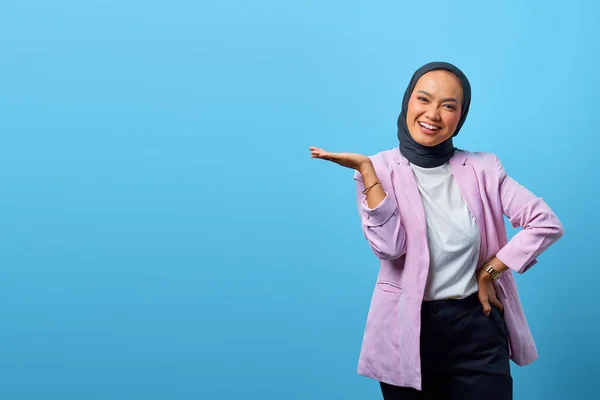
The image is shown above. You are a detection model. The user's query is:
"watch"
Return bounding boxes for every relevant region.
[483,264,502,281]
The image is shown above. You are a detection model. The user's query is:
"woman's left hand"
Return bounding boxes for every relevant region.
[476,269,503,316]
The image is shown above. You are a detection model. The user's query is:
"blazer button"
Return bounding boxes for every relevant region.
[364,213,369,219]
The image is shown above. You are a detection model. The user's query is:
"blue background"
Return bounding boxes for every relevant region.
[1,1,597,399]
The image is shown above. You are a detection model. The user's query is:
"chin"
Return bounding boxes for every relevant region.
[409,125,452,147]
[411,132,443,147]
[415,137,438,147]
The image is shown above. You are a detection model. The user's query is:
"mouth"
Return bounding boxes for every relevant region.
[418,121,442,135]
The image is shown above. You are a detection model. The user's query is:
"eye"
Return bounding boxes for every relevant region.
[417,96,429,103]
[443,103,457,110]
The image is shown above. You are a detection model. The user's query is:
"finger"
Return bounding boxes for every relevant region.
[478,295,491,316]
[309,146,327,154]
[317,152,337,161]
[312,152,331,160]
[309,147,343,162]
[312,153,336,162]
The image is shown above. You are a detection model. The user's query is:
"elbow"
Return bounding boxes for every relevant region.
[377,249,405,261]
[524,204,565,242]
[361,211,407,260]
[554,222,565,240]
[547,211,565,241]
[374,239,407,261]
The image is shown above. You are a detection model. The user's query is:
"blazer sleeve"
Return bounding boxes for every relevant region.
[353,169,406,261]
[493,154,564,273]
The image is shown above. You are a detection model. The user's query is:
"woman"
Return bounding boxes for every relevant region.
[309,62,563,400]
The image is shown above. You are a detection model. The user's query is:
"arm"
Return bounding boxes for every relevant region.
[491,154,564,274]
[358,161,386,208]
[308,146,406,260]
[354,162,406,260]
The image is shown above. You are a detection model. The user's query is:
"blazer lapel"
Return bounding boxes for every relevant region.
[391,151,427,231]
[390,149,487,264]
[449,151,487,263]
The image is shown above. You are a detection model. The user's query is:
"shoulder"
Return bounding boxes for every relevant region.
[457,149,512,185]
[459,149,497,163]
[458,149,504,172]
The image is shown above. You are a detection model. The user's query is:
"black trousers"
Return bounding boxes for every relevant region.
[380,293,512,400]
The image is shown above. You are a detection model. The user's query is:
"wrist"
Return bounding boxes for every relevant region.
[480,261,504,282]
[477,268,494,282]
[358,160,375,176]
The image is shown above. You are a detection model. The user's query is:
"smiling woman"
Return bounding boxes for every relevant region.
[309,62,564,400]
[406,70,463,145]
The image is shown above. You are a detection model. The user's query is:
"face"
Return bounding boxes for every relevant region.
[406,70,464,147]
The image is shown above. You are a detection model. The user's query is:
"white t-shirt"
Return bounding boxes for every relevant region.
[409,162,481,301]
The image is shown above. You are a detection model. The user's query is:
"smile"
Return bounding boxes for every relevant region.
[419,122,441,131]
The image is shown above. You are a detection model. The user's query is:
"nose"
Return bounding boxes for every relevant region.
[425,105,441,122]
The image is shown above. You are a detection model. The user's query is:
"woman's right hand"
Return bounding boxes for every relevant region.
[311,146,386,211]
[309,146,372,173]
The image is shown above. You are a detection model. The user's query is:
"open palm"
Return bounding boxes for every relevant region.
[309,146,371,171]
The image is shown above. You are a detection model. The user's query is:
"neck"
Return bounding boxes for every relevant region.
[398,132,455,168]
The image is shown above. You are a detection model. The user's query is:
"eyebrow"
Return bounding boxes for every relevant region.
[417,90,459,104]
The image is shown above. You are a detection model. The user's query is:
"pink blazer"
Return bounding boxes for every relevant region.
[352,148,563,390]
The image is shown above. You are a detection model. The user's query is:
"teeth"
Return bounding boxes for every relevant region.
[420,122,439,130]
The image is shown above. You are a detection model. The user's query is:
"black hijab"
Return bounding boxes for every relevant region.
[396,62,471,168]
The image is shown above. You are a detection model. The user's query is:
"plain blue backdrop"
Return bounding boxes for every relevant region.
[1,1,598,399]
